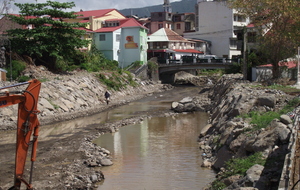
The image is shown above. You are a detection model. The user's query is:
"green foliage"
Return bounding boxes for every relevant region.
[227,0,300,79]
[198,69,224,75]
[266,84,300,95]
[242,97,300,131]
[211,180,227,190]
[210,152,266,190]
[225,62,242,74]
[123,70,138,87]
[5,60,26,80]
[222,152,266,178]
[96,71,137,91]
[6,1,90,69]
[246,111,281,130]
[18,75,31,82]
[280,97,300,114]
[78,46,119,72]
[147,61,158,71]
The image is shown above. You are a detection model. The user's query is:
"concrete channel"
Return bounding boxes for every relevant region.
[279,108,300,190]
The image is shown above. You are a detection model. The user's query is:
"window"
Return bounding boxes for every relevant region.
[176,23,181,29]
[158,24,163,29]
[234,14,246,22]
[99,34,105,41]
[116,34,120,42]
[230,39,237,49]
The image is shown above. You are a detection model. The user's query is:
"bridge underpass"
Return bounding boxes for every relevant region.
[158,62,233,83]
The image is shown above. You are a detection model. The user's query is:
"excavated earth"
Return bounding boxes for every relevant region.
[0,67,299,190]
[0,66,178,190]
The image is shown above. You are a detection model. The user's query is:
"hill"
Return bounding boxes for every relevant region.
[119,0,197,17]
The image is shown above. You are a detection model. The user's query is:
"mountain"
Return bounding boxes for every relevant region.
[119,0,197,17]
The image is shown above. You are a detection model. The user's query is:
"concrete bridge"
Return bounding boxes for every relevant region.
[158,60,234,83]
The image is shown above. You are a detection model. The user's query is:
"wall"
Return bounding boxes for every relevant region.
[184,1,249,59]
[119,27,145,68]
[94,32,114,60]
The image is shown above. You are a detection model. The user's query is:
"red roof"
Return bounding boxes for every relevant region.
[173,49,203,54]
[8,14,37,19]
[75,9,122,18]
[258,60,297,69]
[94,18,147,33]
[147,49,203,54]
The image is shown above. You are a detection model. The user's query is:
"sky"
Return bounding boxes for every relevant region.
[12,0,179,13]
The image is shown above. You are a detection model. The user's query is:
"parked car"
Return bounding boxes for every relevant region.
[203,55,217,59]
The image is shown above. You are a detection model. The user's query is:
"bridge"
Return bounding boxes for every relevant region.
[158,59,235,83]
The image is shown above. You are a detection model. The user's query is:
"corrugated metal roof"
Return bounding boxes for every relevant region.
[147,28,189,42]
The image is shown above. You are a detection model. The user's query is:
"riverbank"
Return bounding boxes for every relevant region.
[172,74,298,189]
[0,65,174,130]
[0,66,179,189]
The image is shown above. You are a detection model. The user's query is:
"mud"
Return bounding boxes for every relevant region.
[0,83,184,190]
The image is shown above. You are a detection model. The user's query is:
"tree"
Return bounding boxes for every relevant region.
[227,0,300,79]
[5,1,90,70]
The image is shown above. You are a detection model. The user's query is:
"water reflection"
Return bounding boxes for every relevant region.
[95,112,215,190]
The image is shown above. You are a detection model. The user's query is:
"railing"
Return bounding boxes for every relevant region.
[157,57,238,65]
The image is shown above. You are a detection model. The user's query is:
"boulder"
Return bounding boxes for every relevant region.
[280,114,293,125]
[256,95,276,108]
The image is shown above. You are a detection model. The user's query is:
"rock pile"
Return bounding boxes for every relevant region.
[171,74,297,189]
[0,67,173,130]
[198,74,296,189]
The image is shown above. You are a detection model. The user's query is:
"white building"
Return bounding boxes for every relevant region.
[184,0,250,59]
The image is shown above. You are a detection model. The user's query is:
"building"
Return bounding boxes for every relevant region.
[63,9,127,51]
[184,0,250,59]
[173,12,196,36]
[147,28,203,64]
[148,1,196,35]
[94,18,148,68]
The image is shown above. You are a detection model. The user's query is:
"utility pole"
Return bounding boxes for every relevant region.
[297,47,300,86]
[243,27,247,80]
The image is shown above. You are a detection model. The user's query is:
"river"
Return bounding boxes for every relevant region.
[0,85,216,189]
[92,86,216,189]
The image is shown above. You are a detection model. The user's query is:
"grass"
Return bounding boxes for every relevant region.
[241,97,300,131]
[211,152,266,190]
[252,83,300,95]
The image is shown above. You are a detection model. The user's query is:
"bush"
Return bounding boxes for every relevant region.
[18,75,31,82]
[225,62,242,74]
[147,61,158,71]
[5,60,26,80]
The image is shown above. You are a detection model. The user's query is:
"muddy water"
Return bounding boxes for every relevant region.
[95,112,215,190]
[91,86,215,190]
[0,86,216,189]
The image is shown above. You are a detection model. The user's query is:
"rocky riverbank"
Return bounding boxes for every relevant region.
[172,74,298,189]
[0,66,175,189]
[0,66,173,130]
[1,66,297,189]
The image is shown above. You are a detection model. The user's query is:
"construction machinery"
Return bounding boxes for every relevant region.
[0,79,41,190]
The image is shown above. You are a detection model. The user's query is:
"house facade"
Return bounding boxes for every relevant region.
[184,0,250,59]
[94,18,148,68]
[173,13,196,36]
[147,28,203,63]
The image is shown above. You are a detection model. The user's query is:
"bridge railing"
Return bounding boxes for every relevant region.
[157,57,238,65]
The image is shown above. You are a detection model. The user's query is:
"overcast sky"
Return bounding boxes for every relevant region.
[12,0,179,13]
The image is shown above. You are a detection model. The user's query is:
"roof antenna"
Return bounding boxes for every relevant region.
[163,0,172,13]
